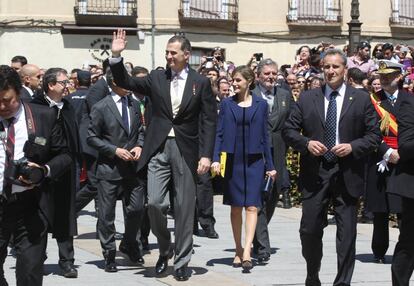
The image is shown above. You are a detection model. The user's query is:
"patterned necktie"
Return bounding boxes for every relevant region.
[388,94,396,106]
[323,91,338,162]
[265,90,274,113]
[3,117,15,199]
[171,74,180,117]
[121,96,129,132]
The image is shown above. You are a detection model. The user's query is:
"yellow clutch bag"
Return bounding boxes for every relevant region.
[211,152,227,178]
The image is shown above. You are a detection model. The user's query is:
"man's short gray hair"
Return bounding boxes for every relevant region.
[257,58,278,75]
[322,48,347,66]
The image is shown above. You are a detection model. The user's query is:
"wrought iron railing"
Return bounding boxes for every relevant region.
[287,0,341,24]
[75,0,137,16]
[390,0,414,26]
[179,0,238,21]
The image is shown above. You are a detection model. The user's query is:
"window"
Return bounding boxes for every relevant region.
[287,0,341,24]
[390,0,414,26]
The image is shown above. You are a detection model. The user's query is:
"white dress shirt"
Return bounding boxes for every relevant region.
[168,66,189,137]
[0,104,29,194]
[324,83,346,145]
[111,91,131,133]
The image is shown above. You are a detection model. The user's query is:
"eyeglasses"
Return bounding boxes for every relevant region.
[297,80,306,84]
[56,80,70,86]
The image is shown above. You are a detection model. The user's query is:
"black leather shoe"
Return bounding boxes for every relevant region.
[305,275,321,286]
[257,253,270,263]
[119,241,145,264]
[282,192,292,209]
[174,266,189,281]
[205,229,219,239]
[155,255,169,275]
[59,262,78,278]
[374,256,386,264]
[104,259,118,272]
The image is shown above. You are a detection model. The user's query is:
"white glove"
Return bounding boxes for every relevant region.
[376,159,389,173]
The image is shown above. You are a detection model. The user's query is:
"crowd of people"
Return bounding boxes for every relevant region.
[0,29,414,286]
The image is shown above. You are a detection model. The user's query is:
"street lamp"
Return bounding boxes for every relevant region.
[347,0,362,56]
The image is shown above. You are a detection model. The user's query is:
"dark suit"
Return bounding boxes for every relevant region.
[87,93,145,259]
[389,94,414,286]
[0,102,71,286]
[31,95,80,267]
[252,84,293,257]
[75,79,109,214]
[365,90,404,260]
[283,84,381,285]
[19,86,33,103]
[110,59,216,269]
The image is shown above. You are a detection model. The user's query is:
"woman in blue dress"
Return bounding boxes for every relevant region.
[211,65,276,271]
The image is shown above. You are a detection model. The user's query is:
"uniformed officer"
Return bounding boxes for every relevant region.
[365,60,406,263]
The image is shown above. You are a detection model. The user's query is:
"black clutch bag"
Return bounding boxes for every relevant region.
[262,175,274,193]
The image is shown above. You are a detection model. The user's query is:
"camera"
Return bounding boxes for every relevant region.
[6,157,45,185]
[206,56,214,61]
[254,53,263,62]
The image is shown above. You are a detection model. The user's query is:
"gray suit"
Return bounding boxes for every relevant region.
[252,84,293,257]
[87,93,145,259]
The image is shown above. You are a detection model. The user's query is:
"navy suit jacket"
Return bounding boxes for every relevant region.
[213,94,274,171]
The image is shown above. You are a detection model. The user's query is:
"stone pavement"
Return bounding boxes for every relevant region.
[4,195,411,286]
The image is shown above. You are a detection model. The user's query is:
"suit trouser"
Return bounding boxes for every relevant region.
[97,177,144,259]
[300,164,358,286]
[392,197,414,286]
[0,192,48,286]
[372,212,390,259]
[147,138,196,270]
[253,144,290,256]
[195,173,216,231]
[75,154,98,213]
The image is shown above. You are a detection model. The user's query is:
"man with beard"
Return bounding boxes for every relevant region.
[347,41,376,74]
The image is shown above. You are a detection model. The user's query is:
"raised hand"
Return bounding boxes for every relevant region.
[111,28,127,57]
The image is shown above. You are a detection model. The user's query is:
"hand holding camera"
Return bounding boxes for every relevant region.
[7,158,47,187]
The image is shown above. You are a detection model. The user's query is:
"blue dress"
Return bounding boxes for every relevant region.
[223,104,265,207]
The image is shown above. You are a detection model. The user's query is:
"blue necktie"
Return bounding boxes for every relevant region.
[121,96,129,132]
[324,91,338,162]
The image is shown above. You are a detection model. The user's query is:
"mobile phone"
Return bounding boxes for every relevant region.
[254,53,263,62]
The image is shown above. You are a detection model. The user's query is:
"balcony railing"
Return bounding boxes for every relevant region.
[74,0,137,27]
[390,0,414,27]
[287,0,342,25]
[178,0,238,30]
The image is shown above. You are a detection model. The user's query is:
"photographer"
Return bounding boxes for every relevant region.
[198,47,227,73]
[0,65,71,286]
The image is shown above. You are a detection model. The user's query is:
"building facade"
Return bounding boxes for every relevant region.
[0,0,413,71]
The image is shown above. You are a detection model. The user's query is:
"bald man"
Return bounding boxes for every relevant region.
[19,64,41,102]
